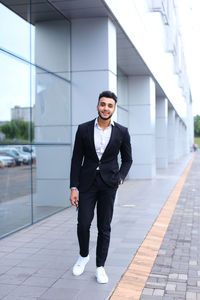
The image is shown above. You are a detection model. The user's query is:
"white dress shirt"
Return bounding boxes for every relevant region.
[71,118,114,189]
[94,118,114,161]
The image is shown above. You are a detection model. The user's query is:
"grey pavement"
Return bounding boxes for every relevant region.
[0,152,195,300]
[140,151,200,300]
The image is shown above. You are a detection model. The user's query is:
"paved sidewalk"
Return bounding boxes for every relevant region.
[0,152,195,300]
[140,152,200,300]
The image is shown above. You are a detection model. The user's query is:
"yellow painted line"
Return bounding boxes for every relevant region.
[110,154,196,300]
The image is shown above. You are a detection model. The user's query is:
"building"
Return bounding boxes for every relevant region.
[0,0,193,238]
[11,105,35,122]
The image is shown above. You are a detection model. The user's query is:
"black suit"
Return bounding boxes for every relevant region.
[70,119,132,191]
[70,119,132,266]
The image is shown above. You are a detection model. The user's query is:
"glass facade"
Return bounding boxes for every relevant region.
[0,2,71,239]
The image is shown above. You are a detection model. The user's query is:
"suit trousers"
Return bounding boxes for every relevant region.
[77,171,117,267]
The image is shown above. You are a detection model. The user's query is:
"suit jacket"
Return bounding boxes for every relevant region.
[70,119,132,192]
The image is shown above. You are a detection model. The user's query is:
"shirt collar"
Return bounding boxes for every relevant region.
[95,118,115,128]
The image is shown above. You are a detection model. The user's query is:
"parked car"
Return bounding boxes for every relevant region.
[0,155,15,167]
[11,148,31,165]
[13,146,35,164]
[14,145,36,162]
[0,150,23,166]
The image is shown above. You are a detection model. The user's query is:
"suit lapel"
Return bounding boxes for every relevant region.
[87,119,99,161]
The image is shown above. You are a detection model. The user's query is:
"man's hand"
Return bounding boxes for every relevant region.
[70,188,79,207]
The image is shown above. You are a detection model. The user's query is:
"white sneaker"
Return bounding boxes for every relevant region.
[96,267,109,284]
[72,255,90,276]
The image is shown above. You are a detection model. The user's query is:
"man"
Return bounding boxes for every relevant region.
[70,90,132,284]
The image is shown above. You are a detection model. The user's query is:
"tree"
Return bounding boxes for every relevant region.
[194,115,200,137]
[0,119,34,142]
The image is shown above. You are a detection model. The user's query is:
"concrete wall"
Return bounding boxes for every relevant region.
[156,97,168,169]
[71,17,117,142]
[128,76,156,179]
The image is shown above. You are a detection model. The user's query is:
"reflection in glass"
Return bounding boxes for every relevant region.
[0,51,32,143]
[0,2,32,61]
[0,163,32,238]
[33,68,71,143]
[32,145,71,222]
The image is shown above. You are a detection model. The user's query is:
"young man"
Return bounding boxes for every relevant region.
[70,91,132,283]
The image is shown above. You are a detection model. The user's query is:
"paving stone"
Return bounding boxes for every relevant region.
[39,287,80,300]
[150,274,167,279]
[189,261,198,266]
[166,283,176,291]
[3,285,47,298]
[169,273,178,279]
[153,289,164,296]
[146,282,166,288]
[22,276,57,287]
[142,288,154,295]
[176,282,186,292]
[140,296,163,300]
[178,274,188,280]
[186,292,197,300]
[3,296,38,300]
[0,283,18,298]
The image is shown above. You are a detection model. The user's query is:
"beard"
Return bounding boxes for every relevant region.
[98,109,112,121]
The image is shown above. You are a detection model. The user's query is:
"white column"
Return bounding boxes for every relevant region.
[128,76,156,179]
[71,17,117,142]
[174,115,180,160]
[168,107,176,163]
[183,124,188,155]
[35,20,71,207]
[180,121,187,156]
[156,97,168,168]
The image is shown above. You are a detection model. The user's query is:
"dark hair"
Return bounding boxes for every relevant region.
[98,91,117,103]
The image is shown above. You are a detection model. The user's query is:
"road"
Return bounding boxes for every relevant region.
[0,165,36,203]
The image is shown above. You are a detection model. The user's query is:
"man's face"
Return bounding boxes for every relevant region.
[97,97,116,120]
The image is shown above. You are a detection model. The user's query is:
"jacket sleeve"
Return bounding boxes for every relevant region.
[119,128,133,182]
[70,126,84,189]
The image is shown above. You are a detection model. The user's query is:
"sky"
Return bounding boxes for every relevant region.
[0,3,35,122]
[176,0,200,115]
[0,1,200,121]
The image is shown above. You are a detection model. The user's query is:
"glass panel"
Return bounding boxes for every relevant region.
[0,2,70,78]
[0,50,32,143]
[32,66,71,143]
[0,2,31,61]
[0,50,32,238]
[0,2,71,239]
[32,145,71,222]
[0,152,32,238]
[31,66,72,221]
[34,18,70,80]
